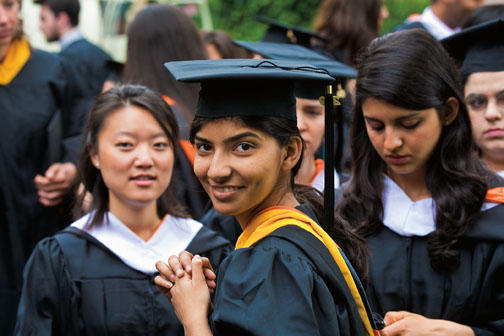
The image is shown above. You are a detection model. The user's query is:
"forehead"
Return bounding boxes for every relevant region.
[361,98,433,120]
[101,105,164,133]
[465,71,504,94]
[196,118,267,140]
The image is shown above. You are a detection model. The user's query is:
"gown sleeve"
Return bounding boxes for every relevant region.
[15,237,79,336]
[211,239,353,336]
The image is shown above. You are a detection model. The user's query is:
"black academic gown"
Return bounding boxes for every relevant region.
[15,225,231,335]
[0,48,77,334]
[209,205,369,336]
[367,204,504,335]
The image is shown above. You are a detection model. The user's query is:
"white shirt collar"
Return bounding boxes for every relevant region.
[71,212,202,274]
[421,6,461,40]
[60,28,83,50]
[498,171,504,178]
[312,167,340,193]
[382,175,500,236]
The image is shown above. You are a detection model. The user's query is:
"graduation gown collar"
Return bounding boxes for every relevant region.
[71,212,203,274]
[382,175,500,237]
[0,39,30,85]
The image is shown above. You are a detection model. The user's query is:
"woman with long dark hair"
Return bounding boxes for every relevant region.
[15,85,230,335]
[337,29,504,335]
[155,59,379,335]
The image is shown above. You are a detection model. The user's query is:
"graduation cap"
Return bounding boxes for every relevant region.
[233,40,356,99]
[256,16,328,48]
[164,58,334,121]
[442,19,504,79]
[164,58,337,228]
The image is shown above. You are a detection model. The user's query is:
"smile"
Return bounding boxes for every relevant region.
[209,185,245,201]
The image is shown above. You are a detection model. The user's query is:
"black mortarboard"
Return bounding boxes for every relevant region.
[234,41,356,100]
[256,16,328,48]
[164,58,334,121]
[442,19,504,79]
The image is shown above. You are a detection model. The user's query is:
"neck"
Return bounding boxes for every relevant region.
[108,197,161,241]
[482,153,504,174]
[295,154,316,186]
[0,43,11,63]
[59,25,75,41]
[388,168,431,202]
[431,2,466,29]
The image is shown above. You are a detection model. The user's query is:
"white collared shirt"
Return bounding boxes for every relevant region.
[498,171,504,178]
[72,212,202,274]
[420,6,461,40]
[382,175,499,237]
[60,28,84,51]
[312,168,340,193]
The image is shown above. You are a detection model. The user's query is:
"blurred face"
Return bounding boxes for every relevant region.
[379,0,389,29]
[296,97,324,158]
[206,43,222,60]
[39,4,59,42]
[193,119,292,225]
[91,105,174,210]
[0,0,19,49]
[465,71,504,166]
[362,98,443,181]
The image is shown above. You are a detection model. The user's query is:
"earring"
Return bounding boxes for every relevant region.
[95,162,100,168]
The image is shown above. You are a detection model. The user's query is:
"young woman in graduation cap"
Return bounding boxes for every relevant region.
[337,28,504,335]
[15,85,231,335]
[155,59,380,335]
[443,19,504,177]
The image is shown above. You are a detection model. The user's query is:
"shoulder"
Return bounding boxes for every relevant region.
[466,204,504,242]
[389,21,426,33]
[26,48,64,75]
[62,38,110,59]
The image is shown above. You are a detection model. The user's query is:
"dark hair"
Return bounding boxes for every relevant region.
[190,115,369,284]
[77,84,188,227]
[35,0,80,26]
[201,30,247,59]
[313,0,381,65]
[463,5,504,28]
[123,4,207,125]
[337,29,492,272]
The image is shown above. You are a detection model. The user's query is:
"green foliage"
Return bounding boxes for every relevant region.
[208,0,323,40]
[381,0,430,34]
[207,0,431,41]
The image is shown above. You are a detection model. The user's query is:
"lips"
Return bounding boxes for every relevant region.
[130,174,156,186]
[0,30,12,39]
[484,128,504,138]
[209,185,245,201]
[385,154,410,165]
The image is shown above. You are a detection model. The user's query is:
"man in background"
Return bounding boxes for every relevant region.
[393,0,484,39]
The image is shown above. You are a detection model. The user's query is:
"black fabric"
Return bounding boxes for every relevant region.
[210,225,368,335]
[15,225,232,335]
[367,204,504,336]
[390,21,427,33]
[0,49,77,335]
[172,143,210,220]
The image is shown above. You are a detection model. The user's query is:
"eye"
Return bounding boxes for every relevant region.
[496,92,504,108]
[235,143,254,152]
[153,141,169,149]
[196,143,212,154]
[116,142,133,149]
[400,120,421,130]
[365,119,384,132]
[466,96,487,111]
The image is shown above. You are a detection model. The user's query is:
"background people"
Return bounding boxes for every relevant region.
[0,0,79,333]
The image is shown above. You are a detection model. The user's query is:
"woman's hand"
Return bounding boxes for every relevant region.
[381,311,475,336]
[154,251,217,299]
[169,255,213,336]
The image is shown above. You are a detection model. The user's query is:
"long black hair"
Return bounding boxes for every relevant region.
[77,84,188,227]
[190,115,369,284]
[337,29,492,272]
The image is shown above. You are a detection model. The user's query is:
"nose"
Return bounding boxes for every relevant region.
[485,99,503,121]
[383,127,403,152]
[0,8,7,24]
[134,145,154,168]
[297,113,308,132]
[207,151,232,182]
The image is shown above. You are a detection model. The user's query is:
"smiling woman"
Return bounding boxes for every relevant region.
[15,85,231,335]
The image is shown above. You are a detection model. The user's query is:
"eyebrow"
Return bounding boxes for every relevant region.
[113,131,167,138]
[364,111,422,122]
[195,132,261,145]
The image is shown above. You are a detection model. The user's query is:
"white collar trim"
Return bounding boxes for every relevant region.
[312,167,340,193]
[382,175,499,236]
[71,212,202,274]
